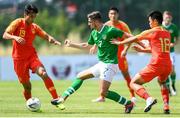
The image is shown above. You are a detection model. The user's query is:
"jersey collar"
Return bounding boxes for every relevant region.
[162,22,171,28]
[98,25,105,33]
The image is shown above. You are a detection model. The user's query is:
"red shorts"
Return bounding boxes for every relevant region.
[118,56,128,72]
[13,55,43,83]
[139,64,172,83]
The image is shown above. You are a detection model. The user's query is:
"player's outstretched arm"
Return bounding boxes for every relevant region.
[110,36,138,45]
[121,43,131,57]
[64,39,91,50]
[36,25,61,46]
[135,41,146,49]
[45,35,61,46]
[133,45,151,53]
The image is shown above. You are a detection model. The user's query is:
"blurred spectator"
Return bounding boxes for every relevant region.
[65,1,77,19]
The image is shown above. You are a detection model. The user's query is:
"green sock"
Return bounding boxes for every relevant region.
[62,78,83,98]
[170,73,176,85]
[105,90,131,106]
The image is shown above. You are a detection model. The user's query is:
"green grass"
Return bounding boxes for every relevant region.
[0,80,179,117]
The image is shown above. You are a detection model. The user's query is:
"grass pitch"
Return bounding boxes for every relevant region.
[0,79,179,117]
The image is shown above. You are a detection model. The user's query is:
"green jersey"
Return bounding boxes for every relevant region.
[163,23,179,52]
[88,25,124,64]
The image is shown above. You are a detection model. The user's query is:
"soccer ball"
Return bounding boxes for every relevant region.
[26,97,41,112]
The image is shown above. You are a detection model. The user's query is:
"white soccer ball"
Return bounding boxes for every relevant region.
[26,97,41,112]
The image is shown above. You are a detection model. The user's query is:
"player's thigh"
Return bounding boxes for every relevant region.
[100,63,118,83]
[158,66,172,83]
[118,56,129,72]
[84,62,102,78]
[77,63,102,80]
[139,65,158,83]
[13,60,30,83]
[29,55,44,74]
[77,68,95,80]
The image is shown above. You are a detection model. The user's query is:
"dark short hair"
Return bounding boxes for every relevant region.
[24,4,38,14]
[87,11,102,21]
[148,11,163,24]
[109,7,119,13]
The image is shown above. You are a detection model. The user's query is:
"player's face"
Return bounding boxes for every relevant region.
[148,17,158,28]
[88,18,95,29]
[163,14,172,24]
[24,12,37,24]
[109,10,118,22]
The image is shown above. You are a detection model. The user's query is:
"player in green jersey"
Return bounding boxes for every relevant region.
[51,11,134,113]
[163,11,179,96]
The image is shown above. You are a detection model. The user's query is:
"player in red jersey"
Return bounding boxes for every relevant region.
[3,4,62,108]
[111,11,172,114]
[91,7,136,103]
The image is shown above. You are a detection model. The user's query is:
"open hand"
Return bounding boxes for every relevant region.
[64,40,72,47]
[121,49,127,57]
[110,39,121,45]
[170,43,175,48]
[15,36,25,45]
[48,37,61,46]
[133,45,143,52]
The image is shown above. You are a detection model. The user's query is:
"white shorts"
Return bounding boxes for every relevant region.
[88,61,118,83]
[170,52,175,65]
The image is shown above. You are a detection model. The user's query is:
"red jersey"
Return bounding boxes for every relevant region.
[5,18,47,60]
[105,20,131,52]
[137,26,171,66]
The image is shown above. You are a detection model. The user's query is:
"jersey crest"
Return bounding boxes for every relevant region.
[169,29,173,33]
[32,28,36,34]
[102,34,107,40]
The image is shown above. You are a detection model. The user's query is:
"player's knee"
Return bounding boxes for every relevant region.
[38,68,48,78]
[130,81,134,89]
[160,82,166,86]
[158,80,167,87]
[77,71,86,78]
[122,71,129,78]
[77,71,93,80]
[77,72,82,78]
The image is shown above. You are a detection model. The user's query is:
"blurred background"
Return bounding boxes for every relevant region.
[0,0,179,55]
[0,0,180,80]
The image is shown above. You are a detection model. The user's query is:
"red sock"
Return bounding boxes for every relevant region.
[43,77,58,99]
[136,88,150,100]
[125,76,135,98]
[161,86,169,104]
[23,90,31,101]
